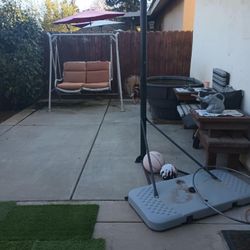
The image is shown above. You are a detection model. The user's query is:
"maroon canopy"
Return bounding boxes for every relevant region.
[53,9,124,25]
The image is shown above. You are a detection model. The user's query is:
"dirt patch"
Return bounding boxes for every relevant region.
[0,111,17,123]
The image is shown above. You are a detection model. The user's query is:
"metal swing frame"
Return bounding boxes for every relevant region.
[47,32,124,111]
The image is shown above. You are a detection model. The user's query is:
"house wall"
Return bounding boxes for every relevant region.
[190,0,250,169]
[183,0,196,31]
[160,0,184,31]
[152,0,195,31]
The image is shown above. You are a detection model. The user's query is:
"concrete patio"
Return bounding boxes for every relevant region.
[0,99,249,250]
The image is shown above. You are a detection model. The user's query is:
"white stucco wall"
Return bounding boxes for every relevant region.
[191,0,250,112]
[161,0,184,31]
[190,0,250,168]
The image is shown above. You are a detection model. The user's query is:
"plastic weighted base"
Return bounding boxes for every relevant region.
[128,169,250,231]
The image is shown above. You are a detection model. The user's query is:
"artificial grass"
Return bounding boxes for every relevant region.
[0,240,33,250]
[0,239,105,250]
[0,202,16,221]
[0,202,105,250]
[33,239,105,250]
[0,204,99,241]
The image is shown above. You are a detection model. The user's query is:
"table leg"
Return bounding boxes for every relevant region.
[192,128,200,149]
[227,154,240,169]
[206,152,217,166]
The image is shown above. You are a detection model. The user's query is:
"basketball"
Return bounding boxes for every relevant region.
[143,151,165,173]
[160,164,178,180]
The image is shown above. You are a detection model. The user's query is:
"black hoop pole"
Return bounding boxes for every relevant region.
[140,119,159,197]
[136,0,147,163]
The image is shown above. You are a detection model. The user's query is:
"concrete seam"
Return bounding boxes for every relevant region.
[69,99,111,200]
[96,221,142,224]
[16,199,126,203]
[0,109,37,136]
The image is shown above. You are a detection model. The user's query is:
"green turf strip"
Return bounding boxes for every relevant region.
[34,239,105,250]
[0,239,105,250]
[0,241,34,250]
[0,204,99,241]
[0,202,16,221]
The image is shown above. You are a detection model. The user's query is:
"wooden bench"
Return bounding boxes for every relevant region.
[198,129,250,168]
[177,103,201,128]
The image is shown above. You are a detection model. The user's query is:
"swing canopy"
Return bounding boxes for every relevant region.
[53,9,124,25]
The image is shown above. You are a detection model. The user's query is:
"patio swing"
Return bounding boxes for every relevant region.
[47,32,124,111]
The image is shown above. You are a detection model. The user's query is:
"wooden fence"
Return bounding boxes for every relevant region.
[44,31,193,94]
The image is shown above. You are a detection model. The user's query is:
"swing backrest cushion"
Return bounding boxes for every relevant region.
[63,61,86,83]
[85,61,110,88]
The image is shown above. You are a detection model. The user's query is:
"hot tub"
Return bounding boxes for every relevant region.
[147,76,203,121]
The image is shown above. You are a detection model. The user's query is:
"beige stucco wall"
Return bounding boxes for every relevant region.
[183,0,196,31]
[190,0,250,169]
[158,0,195,31]
[160,0,184,31]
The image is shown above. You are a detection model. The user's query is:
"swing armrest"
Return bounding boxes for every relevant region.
[55,78,63,87]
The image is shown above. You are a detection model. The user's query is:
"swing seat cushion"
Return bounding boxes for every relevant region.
[86,70,109,83]
[64,72,86,83]
[86,61,110,88]
[82,82,110,89]
[57,82,84,90]
[56,61,110,91]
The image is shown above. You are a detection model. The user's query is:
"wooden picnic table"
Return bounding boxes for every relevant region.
[191,109,250,168]
[191,109,250,138]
